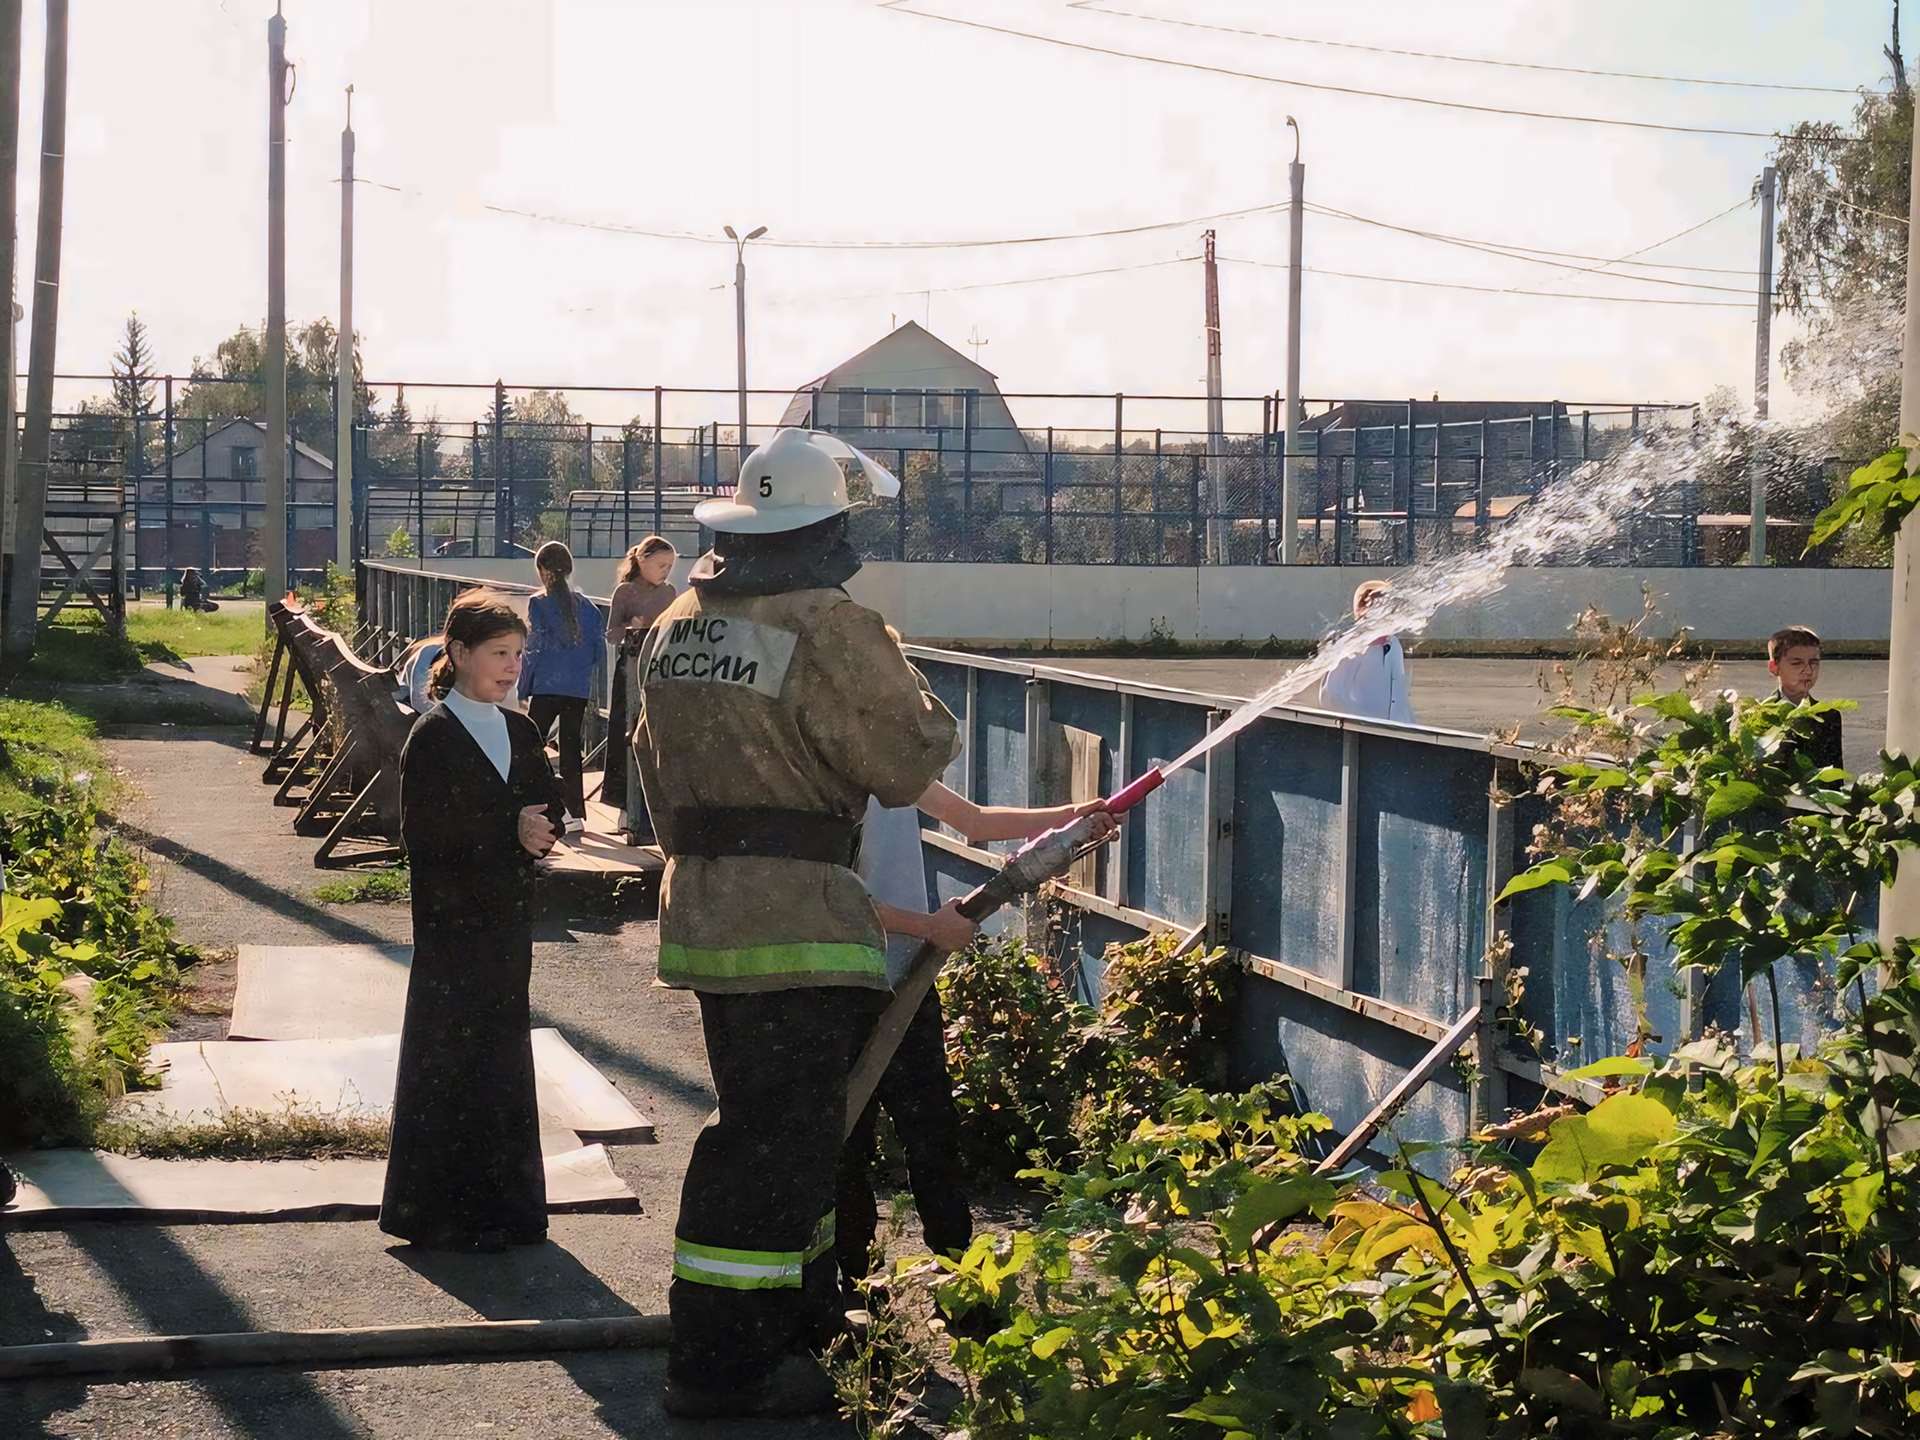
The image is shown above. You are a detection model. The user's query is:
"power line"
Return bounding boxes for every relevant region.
[880,2,1863,143]
[774,254,1200,305]
[1070,0,1864,96]
[1221,255,1759,308]
[1305,200,1767,295]
[1503,198,1766,291]
[1304,199,1758,278]
[359,175,1288,251]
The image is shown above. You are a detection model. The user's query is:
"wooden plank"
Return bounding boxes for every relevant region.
[1334,731,1360,990]
[1240,951,1450,1043]
[1476,760,1517,1130]
[1062,723,1102,893]
[1314,1003,1481,1175]
[1202,708,1234,947]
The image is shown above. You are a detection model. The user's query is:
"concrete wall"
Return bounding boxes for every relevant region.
[398,556,1893,651]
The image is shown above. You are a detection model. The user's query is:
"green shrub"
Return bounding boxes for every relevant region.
[940,936,1095,1180]
[1072,930,1238,1158]
[0,788,190,1146]
[938,930,1240,1181]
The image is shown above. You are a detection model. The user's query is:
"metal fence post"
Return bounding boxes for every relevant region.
[491,381,506,557]
[414,434,426,558]
[621,434,632,550]
[1334,454,1347,564]
[1144,426,1159,560]
[128,408,143,598]
[1476,417,1490,536]
[163,377,175,588]
[653,386,664,536]
[961,393,975,561]
[1190,452,1203,563]
[199,418,212,575]
[1112,392,1124,565]
[505,437,516,549]
[1393,415,1410,563]
[896,447,907,561]
[1581,409,1592,463]
[1043,427,1055,565]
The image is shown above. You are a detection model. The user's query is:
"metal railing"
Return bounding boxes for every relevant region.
[27,377,1852,574]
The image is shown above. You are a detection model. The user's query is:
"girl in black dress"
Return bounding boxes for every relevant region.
[380,589,566,1252]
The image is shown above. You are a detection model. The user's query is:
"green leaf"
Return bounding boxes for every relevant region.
[1221,1173,1335,1253]
[1030,1324,1074,1359]
[1835,1175,1881,1236]
[1704,779,1766,822]
[1640,691,1703,724]
[1562,1056,1654,1082]
[1497,862,1572,903]
[1533,1092,1675,1183]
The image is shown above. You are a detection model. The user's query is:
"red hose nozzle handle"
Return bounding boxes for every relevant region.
[1105,766,1166,817]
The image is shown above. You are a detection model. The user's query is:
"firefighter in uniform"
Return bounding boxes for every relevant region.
[634,428,965,1419]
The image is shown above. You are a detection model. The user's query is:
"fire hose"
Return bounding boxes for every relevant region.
[844,766,1166,1136]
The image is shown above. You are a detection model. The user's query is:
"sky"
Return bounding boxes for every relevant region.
[8,0,1898,435]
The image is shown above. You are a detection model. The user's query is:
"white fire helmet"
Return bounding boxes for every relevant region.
[693,428,902,535]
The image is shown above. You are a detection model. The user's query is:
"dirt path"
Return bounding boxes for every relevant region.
[2,706,874,1439]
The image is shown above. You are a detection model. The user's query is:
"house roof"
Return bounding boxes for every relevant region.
[163,417,336,472]
[789,321,1000,394]
[1304,400,1569,432]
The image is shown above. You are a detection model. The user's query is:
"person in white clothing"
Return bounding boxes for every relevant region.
[838,777,1114,1303]
[1316,579,1417,724]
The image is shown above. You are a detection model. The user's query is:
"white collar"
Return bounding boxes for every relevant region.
[442,687,504,724]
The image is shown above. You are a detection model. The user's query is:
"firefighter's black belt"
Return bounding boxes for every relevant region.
[673,807,860,866]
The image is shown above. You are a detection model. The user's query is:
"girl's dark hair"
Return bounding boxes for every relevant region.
[616,535,677,586]
[429,589,527,700]
[535,540,581,644]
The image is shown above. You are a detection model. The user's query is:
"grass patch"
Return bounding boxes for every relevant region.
[124,605,264,662]
[0,695,106,814]
[314,865,410,905]
[10,607,262,686]
[97,1104,391,1161]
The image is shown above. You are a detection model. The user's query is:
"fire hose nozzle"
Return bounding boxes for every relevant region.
[1105,766,1166,817]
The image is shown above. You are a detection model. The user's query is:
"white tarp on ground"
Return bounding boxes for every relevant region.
[229,944,412,1041]
[126,1031,653,1144]
[0,1144,637,1223]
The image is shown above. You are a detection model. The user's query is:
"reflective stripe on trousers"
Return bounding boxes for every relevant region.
[673,1211,836,1291]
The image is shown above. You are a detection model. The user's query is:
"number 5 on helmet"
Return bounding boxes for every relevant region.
[694,428,902,535]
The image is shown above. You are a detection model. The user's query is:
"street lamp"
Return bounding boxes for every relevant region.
[725,224,767,468]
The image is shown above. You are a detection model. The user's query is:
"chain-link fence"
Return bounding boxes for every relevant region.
[33,373,1848,577]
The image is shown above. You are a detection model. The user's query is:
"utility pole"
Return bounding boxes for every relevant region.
[1750,164,1777,567]
[1884,121,1920,945]
[965,325,990,366]
[263,3,289,607]
[0,0,20,572]
[1202,229,1227,563]
[4,0,65,662]
[334,85,353,572]
[724,223,765,469]
[1280,115,1304,565]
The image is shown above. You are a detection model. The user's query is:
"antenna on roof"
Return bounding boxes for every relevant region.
[965,325,990,365]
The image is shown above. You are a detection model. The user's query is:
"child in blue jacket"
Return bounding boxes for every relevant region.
[520,541,603,831]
